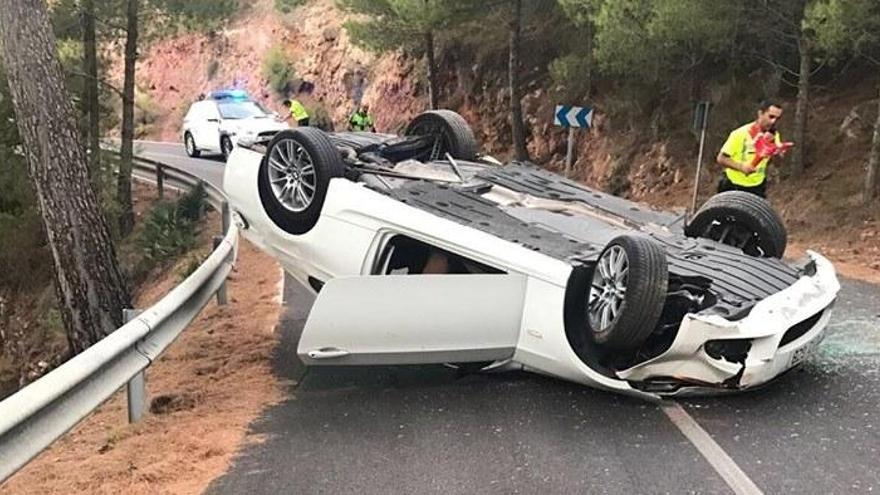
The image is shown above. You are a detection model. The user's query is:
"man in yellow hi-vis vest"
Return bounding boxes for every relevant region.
[283,98,309,127]
[716,100,789,198]
[348,104,376,132]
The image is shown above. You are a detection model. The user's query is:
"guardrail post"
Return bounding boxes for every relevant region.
[213,236,228,306]
[124,308,146,424]
[221,200,231,234]
[156,164,164,199]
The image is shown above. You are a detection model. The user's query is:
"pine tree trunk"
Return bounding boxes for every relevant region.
[0,0,132,354]
[791,34,811,174]
[865,83,880,205]
[508,0,529,161]
[584,20,593,98]
[118,0,139,236]
[81,0,101,185]
[425,30,439,110]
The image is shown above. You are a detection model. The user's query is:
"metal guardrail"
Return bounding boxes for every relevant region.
[129,154,226,209]
[0,154,238,482]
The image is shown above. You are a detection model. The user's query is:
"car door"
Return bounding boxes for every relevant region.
[191,102,221,151]
[298,274,527,366]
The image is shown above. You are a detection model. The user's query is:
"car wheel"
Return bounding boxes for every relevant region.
[404,110,478,161]
[221,135,234,161]
[257,127,345,235]
[587,235,668,351]
[184,132,200,158]
[684,191,787,258]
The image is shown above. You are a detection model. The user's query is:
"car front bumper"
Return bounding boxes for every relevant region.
[617,251,840,394]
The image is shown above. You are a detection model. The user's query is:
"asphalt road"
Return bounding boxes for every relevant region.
[138,142,880,494]
[135,140,225,188]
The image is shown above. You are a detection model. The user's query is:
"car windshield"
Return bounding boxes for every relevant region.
[217,101,269,119]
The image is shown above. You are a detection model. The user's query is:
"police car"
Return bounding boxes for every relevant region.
[181,89,289,161]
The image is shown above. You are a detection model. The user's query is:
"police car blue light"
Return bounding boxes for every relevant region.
[208,89,250,101]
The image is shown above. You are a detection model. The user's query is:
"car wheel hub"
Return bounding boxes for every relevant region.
[588,245,629,332]
[409,121,451,161]
[267,137,317,213]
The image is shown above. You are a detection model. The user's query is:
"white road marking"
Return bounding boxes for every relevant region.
[276,268,286,306]
[662,402,764,495]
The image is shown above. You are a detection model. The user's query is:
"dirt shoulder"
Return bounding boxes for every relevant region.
[0,236,284,494]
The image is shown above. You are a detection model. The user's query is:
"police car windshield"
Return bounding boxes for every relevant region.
[217,101,269,119]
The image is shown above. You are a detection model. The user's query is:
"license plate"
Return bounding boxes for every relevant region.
[789,329,825,367]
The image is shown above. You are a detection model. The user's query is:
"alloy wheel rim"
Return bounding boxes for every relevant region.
[267,138,317,213]
[186,135,194,155]
[588,245,629,332]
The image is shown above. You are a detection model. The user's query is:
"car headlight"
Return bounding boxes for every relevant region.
[235,130,258,147]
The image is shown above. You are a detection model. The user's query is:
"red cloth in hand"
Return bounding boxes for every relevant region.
[749,130,794,168]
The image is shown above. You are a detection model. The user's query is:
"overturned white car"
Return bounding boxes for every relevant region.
[223,110,839,399]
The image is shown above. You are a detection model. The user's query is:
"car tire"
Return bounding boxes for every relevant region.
[404,110,478,161]
[221,135,234,161]
[684,191,787,258]
[257,127,345,235]
[587,235,668,351]
[184,132,200,158]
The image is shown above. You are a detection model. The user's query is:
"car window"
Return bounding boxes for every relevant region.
[186,101,217,121]
[373,235,503,275]
[216,101,269,120]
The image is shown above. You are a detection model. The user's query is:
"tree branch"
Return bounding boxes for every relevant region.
[749,52,800,78]
[66,68,126,99]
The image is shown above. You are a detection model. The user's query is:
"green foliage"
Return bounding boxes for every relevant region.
[39,309,65,338]
[339,0,476,54]
[48,0,82,41]
[549,53,592,98]
[134,89,161,137]
[137,184,206,264]
[557,0,601,27]
[810,0,880,61]
[263,46,296,95]
[591,0,737,79]
[0,63,53,291]
[149,0,240,33]
[177,181,207,222]
[138,203,196,263]
[55,39,83,69]
[275,0,306,14]
[308,102,336,131]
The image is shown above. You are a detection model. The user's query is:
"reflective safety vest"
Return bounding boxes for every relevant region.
[349,111,374,131]
[721,122,782,187]
[289,100,309,121]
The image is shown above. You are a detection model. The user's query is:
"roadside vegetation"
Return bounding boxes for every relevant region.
[0,0,229,396]
[341,0,880,203]
[275,0,306,14]
[262,45,296,95]
[135,183,207,280]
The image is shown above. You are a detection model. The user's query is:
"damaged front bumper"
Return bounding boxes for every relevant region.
[617,251,840,395]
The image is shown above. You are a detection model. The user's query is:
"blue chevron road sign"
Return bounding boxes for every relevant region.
[554,105,593,128]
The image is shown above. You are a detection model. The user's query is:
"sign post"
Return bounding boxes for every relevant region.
[554,104,593,178]
[689,101,711,222]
